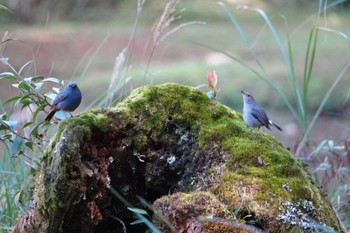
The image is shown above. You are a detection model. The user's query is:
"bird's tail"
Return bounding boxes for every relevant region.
[269,120,283,132]
[45,106,58,121]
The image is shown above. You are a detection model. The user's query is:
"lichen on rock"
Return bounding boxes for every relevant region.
[12,83,345,233]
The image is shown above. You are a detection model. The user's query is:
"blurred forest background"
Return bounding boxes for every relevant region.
[0,0,349,231]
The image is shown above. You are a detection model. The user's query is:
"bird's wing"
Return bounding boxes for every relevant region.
[52,91,67,106]
[252,106,271,129]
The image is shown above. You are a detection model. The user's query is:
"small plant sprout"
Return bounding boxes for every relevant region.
[207,71,218,99]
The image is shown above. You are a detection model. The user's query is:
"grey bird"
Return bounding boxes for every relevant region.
[45,82,82,121]
[241,91,283,131]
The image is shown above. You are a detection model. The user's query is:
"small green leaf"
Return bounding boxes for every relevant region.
[42,77,61,83]
[18,81,31,92]
[311,140,328,156]
[0,113,8,120]
[32,76,45,82]
[20,98,32,109]
[11,138,23,155]
[14,190,24,207]
[30,126,39,138]
[30,122,45,138]
[42,120,51,127]
[0,72,14,76]
[0,124,9,130]
[33,104,46,121]
[44,92,57,102]
[25,141,34,151]
[0,4,13,13]
[130,219,145,225]
[24,77,32,83]
[52,87,61,93]
[127,207,148,215]
[33,82,43,91]
[2,120,18,130]
[0,57,9,65]
[245,220,256,225]
[42,121,52,131]
[14,93,31,109]
[23,121,34,129]
[233,197,244,217]
[4,96,21,105]
[54,111,71,120]
[29,167,36,174]
[327,140,334,150]
[206,91,216,99]
[1,133,13,140]
[0,72,17,81]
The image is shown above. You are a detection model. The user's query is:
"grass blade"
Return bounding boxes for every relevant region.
[70,47,93,80]
[317,27,350,48]
[78,33,109,82]
[297,26,350,154]
[291,0,347,36]
[218,2,268,75]
[297,59,350,155]
[246,7,305,123]
[0,4,13,13]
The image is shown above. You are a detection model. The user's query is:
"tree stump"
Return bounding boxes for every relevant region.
[12,84,345,233]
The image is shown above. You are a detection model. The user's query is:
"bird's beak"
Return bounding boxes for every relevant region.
[241,90,246,95]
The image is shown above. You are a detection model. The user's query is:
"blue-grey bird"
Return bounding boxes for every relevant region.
[45,82,82,121]
[241,91,282,131]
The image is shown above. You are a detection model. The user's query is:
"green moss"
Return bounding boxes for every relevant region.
[115,83,241,151]
[212,133,318,202]
[198,118,246,147]
[119,83,227,131]
[52,112,106,143]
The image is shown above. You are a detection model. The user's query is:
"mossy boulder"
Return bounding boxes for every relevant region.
[12,83,345,233]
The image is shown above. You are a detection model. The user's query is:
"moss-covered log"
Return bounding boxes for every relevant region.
[12,83,345,233]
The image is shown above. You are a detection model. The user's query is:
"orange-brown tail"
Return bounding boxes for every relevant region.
[45,106,59,121]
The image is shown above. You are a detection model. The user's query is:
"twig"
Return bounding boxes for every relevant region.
[12,129,44,151]
[0,121,44,152]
